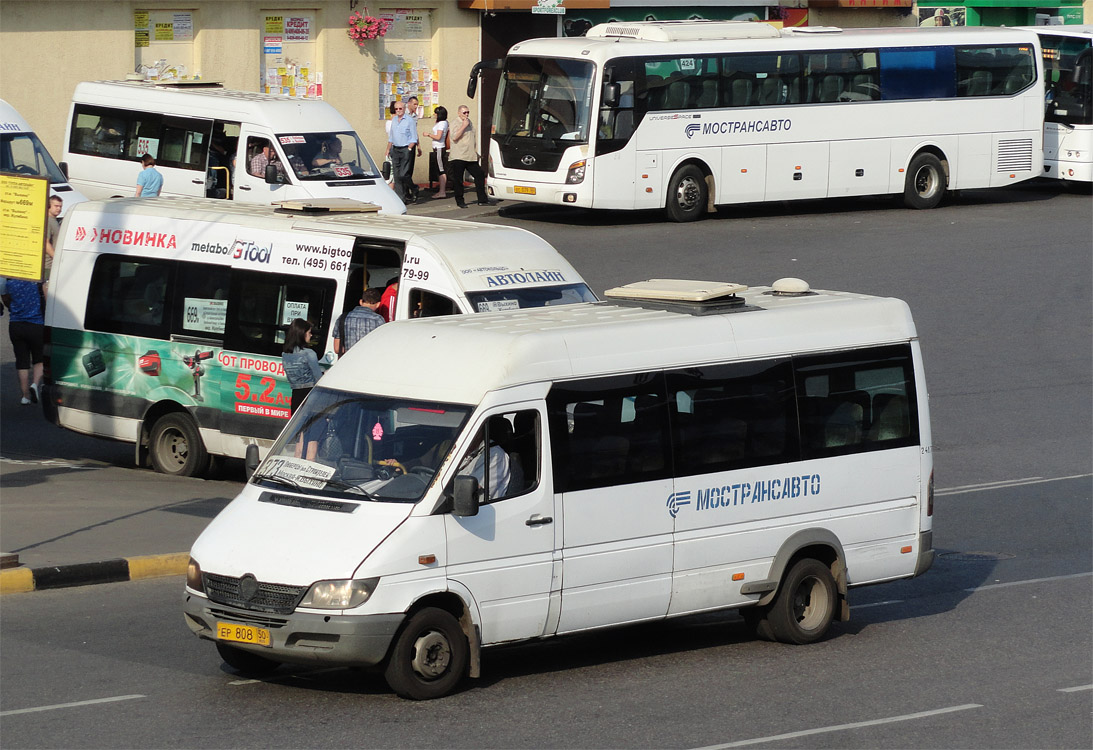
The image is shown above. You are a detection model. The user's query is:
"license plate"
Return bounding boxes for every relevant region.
[216,622,272,647]
[513,185,536,195]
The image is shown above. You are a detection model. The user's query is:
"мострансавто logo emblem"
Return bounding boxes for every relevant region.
[666,473,821,518]
[684,119,793,139]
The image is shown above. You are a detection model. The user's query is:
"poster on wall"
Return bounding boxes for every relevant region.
[918,7,967,26]
[261,15,322,99]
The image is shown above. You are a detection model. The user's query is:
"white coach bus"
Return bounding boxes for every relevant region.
[1023,25,1092,184]
[475,21,1044,221]
[183,278,934,700]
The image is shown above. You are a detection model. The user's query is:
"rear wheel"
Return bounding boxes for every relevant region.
[903,152,947,209]
[665,164,708,222]
[384,607,468,700]
[762,558,837,645]
[149,412,209,477]
[216,642,280,676]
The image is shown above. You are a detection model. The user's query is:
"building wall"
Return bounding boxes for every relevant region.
[0,1,481,174]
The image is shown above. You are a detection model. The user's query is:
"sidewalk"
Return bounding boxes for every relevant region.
[0,192,507,594]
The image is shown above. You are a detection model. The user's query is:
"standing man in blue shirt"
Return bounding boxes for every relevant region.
[333,288,386,355]
[1,277,45,405]
[387,102,419,204]
[135,154,163,197]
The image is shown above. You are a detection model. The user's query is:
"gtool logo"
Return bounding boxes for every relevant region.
[685,123,702,139]
[665,491,691,518]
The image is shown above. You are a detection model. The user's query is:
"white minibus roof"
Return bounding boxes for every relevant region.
[324,286,917,405]
[0,98,33,132]
[72,81,355,133]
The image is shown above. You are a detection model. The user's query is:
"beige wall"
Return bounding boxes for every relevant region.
[0,1,482,175]
[807,8,917,28]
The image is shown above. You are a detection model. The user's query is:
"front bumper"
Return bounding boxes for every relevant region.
[183,592,403,668]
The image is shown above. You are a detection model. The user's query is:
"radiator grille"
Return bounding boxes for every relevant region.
[997,139,1033,172]
[204,572,307,615]
[207,607,291,628]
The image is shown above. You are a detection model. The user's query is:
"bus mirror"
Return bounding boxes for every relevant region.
[59,161,70,179]
[245,444,261,479]
[452,475,480,517]
[265,164,282,184]
[603,82,621,108]
[467,58,504,99]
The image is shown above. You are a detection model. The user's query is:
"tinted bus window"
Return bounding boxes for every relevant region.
[880,47,957,100]
[225,270,336,356]
[85,255,173,338]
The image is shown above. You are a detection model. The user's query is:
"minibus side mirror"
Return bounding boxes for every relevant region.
[265,164,282,184]
[59,161,70,180]
[452,475,480,517]
[245,444,261,479]
[602,82,620,108]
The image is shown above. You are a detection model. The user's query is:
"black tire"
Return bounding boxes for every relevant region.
[149,412,209,477]
[216,642,280,676]
[384,607,468,700]
[665,164,708,222]
[762,558,837,645]
[903,152,947,209]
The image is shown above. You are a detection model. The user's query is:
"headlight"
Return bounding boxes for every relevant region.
[299,578,379,609]
[565,159,586,184]
[186,558,204,593]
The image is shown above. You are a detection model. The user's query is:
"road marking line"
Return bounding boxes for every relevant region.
[937,474,1091,496]
[693,704,982,749]
[0,694,145,717]
[966,571,1092,592]
[851,599,903,609]
[229,667,342,686]
[1058,685,1092,693]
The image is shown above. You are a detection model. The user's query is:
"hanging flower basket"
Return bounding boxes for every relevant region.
[347,12,390,46]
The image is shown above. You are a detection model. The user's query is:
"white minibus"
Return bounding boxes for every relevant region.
[63,81,405,213]
[475,21,1044,220]
[1,99,88,214]
[43,197,596,477]
[183,278,935,700]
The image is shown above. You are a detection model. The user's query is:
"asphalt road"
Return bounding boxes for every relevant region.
[1,180,1090,747]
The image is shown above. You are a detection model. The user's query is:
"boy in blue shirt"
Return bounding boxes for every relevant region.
[136,153,163,197]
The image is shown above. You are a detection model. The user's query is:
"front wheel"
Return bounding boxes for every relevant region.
[149,412,209,477]
[665,164,708,222]
[761,558,837,645]
[384,607,468,700]
[903,153,947,209]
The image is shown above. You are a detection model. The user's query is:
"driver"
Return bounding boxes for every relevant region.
[311,138,344,168]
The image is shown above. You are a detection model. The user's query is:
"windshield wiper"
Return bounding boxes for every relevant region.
[322,478,376,500]
[251,473,307,491]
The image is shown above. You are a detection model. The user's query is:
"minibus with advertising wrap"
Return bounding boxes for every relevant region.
[182,278,935,700]
[63,81,405,213]
[42,197,596,476]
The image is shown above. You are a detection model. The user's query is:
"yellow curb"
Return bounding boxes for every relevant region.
[0,567,35,594]
[127,552,189,580]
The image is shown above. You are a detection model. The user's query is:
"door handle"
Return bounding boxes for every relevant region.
[525,515,553,526]
[238,185,252,191]
[192,179,204,184]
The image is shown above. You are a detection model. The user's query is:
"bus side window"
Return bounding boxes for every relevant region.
[85,255,173,337]
[224,270,337,356]
[409,288,458,318]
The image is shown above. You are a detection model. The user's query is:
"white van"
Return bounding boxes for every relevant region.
[182,279,935,699]
[1,99,89,215]
[63,81,404,213]
[44,197,595,476]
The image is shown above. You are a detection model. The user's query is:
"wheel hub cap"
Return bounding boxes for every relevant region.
[410,630,451,679]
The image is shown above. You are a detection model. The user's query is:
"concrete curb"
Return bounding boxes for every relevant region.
[0,552,188,594]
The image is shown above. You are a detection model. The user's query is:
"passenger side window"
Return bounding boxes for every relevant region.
[409,288,459,318]
[880,47,957,100]
[956,45,1036,97]
[70,106,135,159]
[224,270,336,356]
[547,373,671,493]
[668,359,798,476]
[85,255,173,338]
[176,262,230,338]
[794,344,919,458]
[455,410,540,503]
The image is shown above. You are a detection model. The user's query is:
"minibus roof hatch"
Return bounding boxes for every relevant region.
[604,279,752,315]
[273,198,382,214]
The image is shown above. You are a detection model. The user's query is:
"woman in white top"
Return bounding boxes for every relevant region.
[425,105,449,198]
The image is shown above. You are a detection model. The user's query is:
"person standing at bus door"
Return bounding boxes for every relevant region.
[378,280,399,322]
[426,106,450,198]
[135,154,163,197]
[406,96,423,198]
[333,288,386,355]
[282,318,324,415]
[449,105,493,208]
[43,195,62,291]
[1,277,45,405]
[388,102,419,203]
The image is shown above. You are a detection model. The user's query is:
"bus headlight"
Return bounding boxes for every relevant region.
[565,159,587,184]
[299,578,379,609]
[187,557,204,593]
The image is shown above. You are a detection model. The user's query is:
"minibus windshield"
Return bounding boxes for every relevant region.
[277,131,383,181]
[1,132,69,183]
[253,388,472,502]
[466,282,598,313]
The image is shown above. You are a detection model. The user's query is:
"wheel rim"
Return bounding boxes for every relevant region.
[410,629,452,680]
[791,575,830,631]
[914,165,939,199]
[156,428,189,470]
[674,175,702,212]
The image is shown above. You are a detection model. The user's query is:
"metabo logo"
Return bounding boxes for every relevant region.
[231,239,273,264]
[685,123,702,139]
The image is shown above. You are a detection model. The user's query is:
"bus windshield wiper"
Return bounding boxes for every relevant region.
[252,473,307,491]
[322,478,376,500]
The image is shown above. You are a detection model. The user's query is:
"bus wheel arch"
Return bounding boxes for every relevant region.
[665,160,714,222]
[903,148,949,209]
[141,405,210,477]
[383,593,473,700]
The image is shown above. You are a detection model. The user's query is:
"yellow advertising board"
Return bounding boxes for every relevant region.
[0,173,48,282]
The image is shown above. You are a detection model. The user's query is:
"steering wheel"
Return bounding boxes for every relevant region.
[12,165,37,175]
